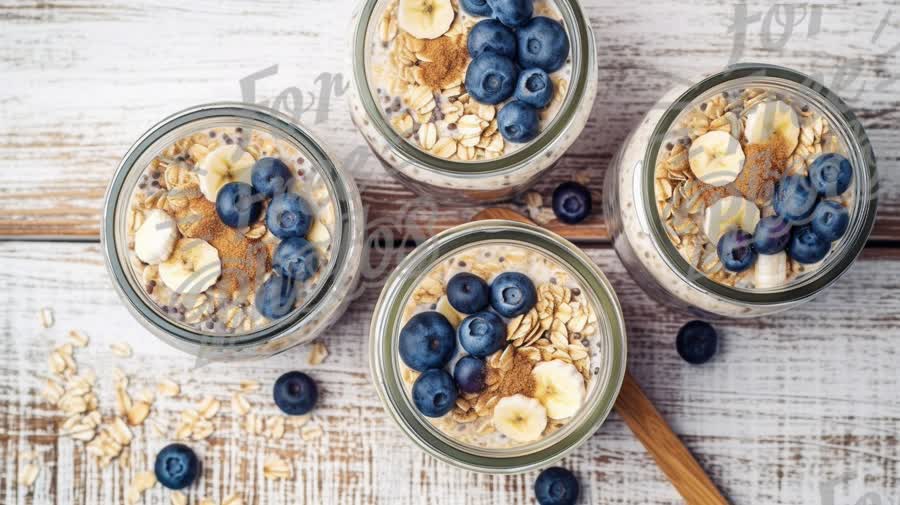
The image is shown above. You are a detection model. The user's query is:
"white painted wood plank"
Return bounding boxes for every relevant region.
[0,242,898,503]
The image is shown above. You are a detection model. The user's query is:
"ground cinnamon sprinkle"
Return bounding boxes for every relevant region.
[498,354,536,397]
[418,36,468,90]
[175,196,270,294]
[734,136,791,205]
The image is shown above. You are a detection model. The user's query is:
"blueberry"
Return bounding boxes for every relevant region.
[467,19,516,59]
[412,369,458,418]
[809,153,853,197]
[516,17,569,72]
[266,193,314,239]
[487,0,533,27]
[489,272,537,317]
[675,320,718,365]
[215,182,262,229]
[552,181,591,224]
[453,355,486,394]
[497,101,540,143]
[461,0,493,16]
[273,237,319,281]
[273,371,318,415]
[447,272,490,314]
[399,312,456,371]
[255,275,297,319]
[458,311,506,357]
[717,228,756,272]
[514,68,553,109]
[154,443,200,490]
[773,175,818,223]
[251,157,293,197]
[789,225,831,264]
[810,200,850,242]
[752,215,791,255]
[534,467,579,505]
[464,52,518,105]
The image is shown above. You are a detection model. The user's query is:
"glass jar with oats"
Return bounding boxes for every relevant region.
[604,64,878,318]
[102,103,365,360]
[370,220,626,473]
[347,0,597,203]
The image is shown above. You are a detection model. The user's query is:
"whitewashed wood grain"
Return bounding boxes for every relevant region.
[0,0,898,240]
[0,242,898,504]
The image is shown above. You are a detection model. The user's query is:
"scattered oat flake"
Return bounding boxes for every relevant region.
[110,342,133,358]
[307,341,329,366]
[301,423,323,441]
[170,491,187,505]
[18,462,39,488]
[237,379,260,393]
[68,330,89,348]
[126,471,157,504]
[223,493,245,505]
[197,396,221,419]
[157,379,180,397]
[263,454,293,480]
[39,307,54,328]
[231,392,251,416]
[199,498,216,505]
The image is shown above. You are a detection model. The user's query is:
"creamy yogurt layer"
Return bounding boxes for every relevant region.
[124,126,337,336]
[396,243,601,449]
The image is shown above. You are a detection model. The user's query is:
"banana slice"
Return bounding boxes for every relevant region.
[197,145,255,202]
[531,360,586,420]
[688,131,745,187]
[134,209,179,265]
[397,0,455,40]
[755,251,788,289]
[703,196,760,244]
[744,100,800,153]
[492,394,548,442]
[158,238,222,295]
[435,296,462,327]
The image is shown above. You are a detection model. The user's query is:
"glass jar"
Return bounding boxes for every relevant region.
[604,64,878,318]
[347,0,597,204]
[102,103,365,360]
[370,220,626,473]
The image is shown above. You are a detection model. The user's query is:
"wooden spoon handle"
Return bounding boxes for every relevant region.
[472,208,728,504]
[615,372,729,505]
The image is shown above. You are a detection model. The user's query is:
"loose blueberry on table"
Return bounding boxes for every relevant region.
[676,320,718,365]
[552,181,592,224]
[154,443,201,490]
[534,467,579,505]
[273,371,319,415]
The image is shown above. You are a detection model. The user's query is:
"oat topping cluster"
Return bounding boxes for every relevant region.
[655,87,854,289]
[372,0,570,161]
[398,245,599,448]
[125,127,335,335]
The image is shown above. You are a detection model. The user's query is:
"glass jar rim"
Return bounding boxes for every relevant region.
[369,220,627,473]
[350,0,596,176]
[642,64,878,306]
[102,102,360,351]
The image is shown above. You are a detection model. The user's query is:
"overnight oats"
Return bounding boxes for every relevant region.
[348,0,597,202]
[370,221,626,473]
[103,104,365,359]
[604,65,878,317]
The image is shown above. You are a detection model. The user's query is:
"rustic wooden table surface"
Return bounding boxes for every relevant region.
[2,0,898,504]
